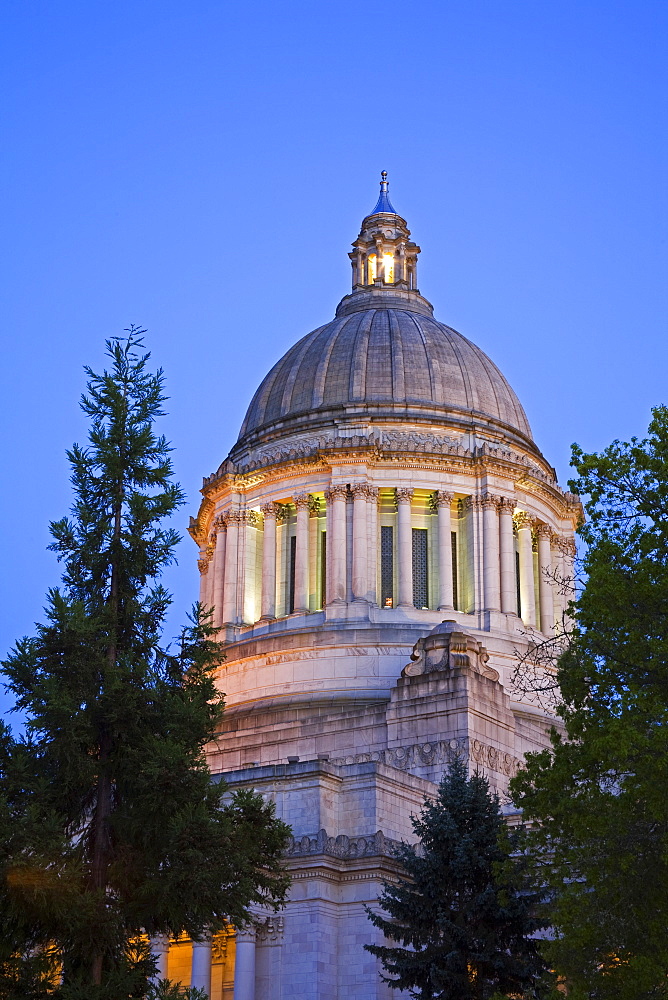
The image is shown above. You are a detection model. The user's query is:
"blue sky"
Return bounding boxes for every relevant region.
[1,1,666,718]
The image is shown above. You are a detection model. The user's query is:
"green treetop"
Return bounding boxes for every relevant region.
[0,330,290,999]
[511,405,668,999]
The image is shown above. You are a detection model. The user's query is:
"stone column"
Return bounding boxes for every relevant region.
[325,486,348,603]
[351,484,369,603]
[366,486,379,605]
[434,491,454,611]
[308,499,319,610]
[498,499,516,614]
[259,503,277,620]
[222,510,240,625]
[396,488,414,608]
[293,494,310,613]
[149,934,169,983]
[481,494,501,612]
[191,933,212,997]
[514,511,536,626]
[233,924,256,1000]
[536,523,555,634]
[211,520,226,627]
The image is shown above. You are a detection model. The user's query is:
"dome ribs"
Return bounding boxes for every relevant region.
[348,310,375,402]
[387,311,406,402]
[313,316,353,408]
[234,304,535,451]
[366,310,393,401]
[289,321,337,416]
[406,311,436,401]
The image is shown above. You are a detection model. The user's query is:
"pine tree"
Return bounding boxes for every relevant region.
[0,330,290,998]
[365,757,550,1000]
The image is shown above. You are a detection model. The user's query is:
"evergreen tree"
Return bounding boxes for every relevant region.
[511,406,668,1000]
[365,757,550,1000]
[0,330,290,998]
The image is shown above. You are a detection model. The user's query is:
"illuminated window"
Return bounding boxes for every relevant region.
[367,254,376,282]
[381,525,394,607]
[383,253,394,283]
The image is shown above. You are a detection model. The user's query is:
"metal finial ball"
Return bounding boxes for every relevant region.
[381,170,387,181]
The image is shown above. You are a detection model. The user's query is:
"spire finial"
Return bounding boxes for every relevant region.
[368,170,396,216]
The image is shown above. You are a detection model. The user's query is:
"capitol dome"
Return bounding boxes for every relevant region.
[230,173,536,469]
[237,298,532,448]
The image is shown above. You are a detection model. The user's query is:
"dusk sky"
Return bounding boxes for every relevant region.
[1,1,666,720]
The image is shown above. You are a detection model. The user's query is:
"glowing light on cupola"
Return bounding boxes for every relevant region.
[349,171,421,291]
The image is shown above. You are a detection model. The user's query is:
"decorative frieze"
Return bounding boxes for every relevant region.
[330,739,520,778]
[286,828,400,860]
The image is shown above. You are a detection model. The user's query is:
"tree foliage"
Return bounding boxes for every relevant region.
[0,330,290,998]
[511,405,668,999]
[365,757,551,999]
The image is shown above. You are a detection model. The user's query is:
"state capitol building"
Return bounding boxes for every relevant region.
[156,175,579,998]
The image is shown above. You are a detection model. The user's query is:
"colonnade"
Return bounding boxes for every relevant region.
[150,919,272,999]
[202,488,575,634]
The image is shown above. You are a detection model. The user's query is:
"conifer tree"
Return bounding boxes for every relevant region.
[0,330,290,998]
[365,757,550,1000]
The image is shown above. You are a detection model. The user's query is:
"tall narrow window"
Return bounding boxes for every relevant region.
[515,550,521,618]
[381,525,394,607]
[289,535,297,614]
[382,253,394,283]
[451,531,458,611]
[367,254,377,282]
[412,528,428,608]
[320,531,327,608]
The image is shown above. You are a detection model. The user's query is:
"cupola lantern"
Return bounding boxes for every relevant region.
[349,171,421,291]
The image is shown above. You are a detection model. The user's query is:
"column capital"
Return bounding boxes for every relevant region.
[535,522,552,539]
[149,933,170,954]
[464,494,483,511]
[324,485,348,502]
[245,510,260,526]
[513,509,534,531]
[498,497,516,515]
[225,508,244,525]
[197,558,209,575]
[235,923,257,944]
[292,492,311,510]
[308,494,322,517]
[350,483,369,500]
[260,501,278,519]
[213,513,227,531]
[480,492,501,510]
[432,490,453,508]
[395,487,414,505]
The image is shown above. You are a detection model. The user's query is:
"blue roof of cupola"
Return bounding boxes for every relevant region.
[367,170,397,215]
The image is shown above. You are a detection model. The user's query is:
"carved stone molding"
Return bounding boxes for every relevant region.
[331,740,520,778]
[402,621,499,682]
[255,915,285,942]
[285,828,400,860]
[395,487,414,504]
